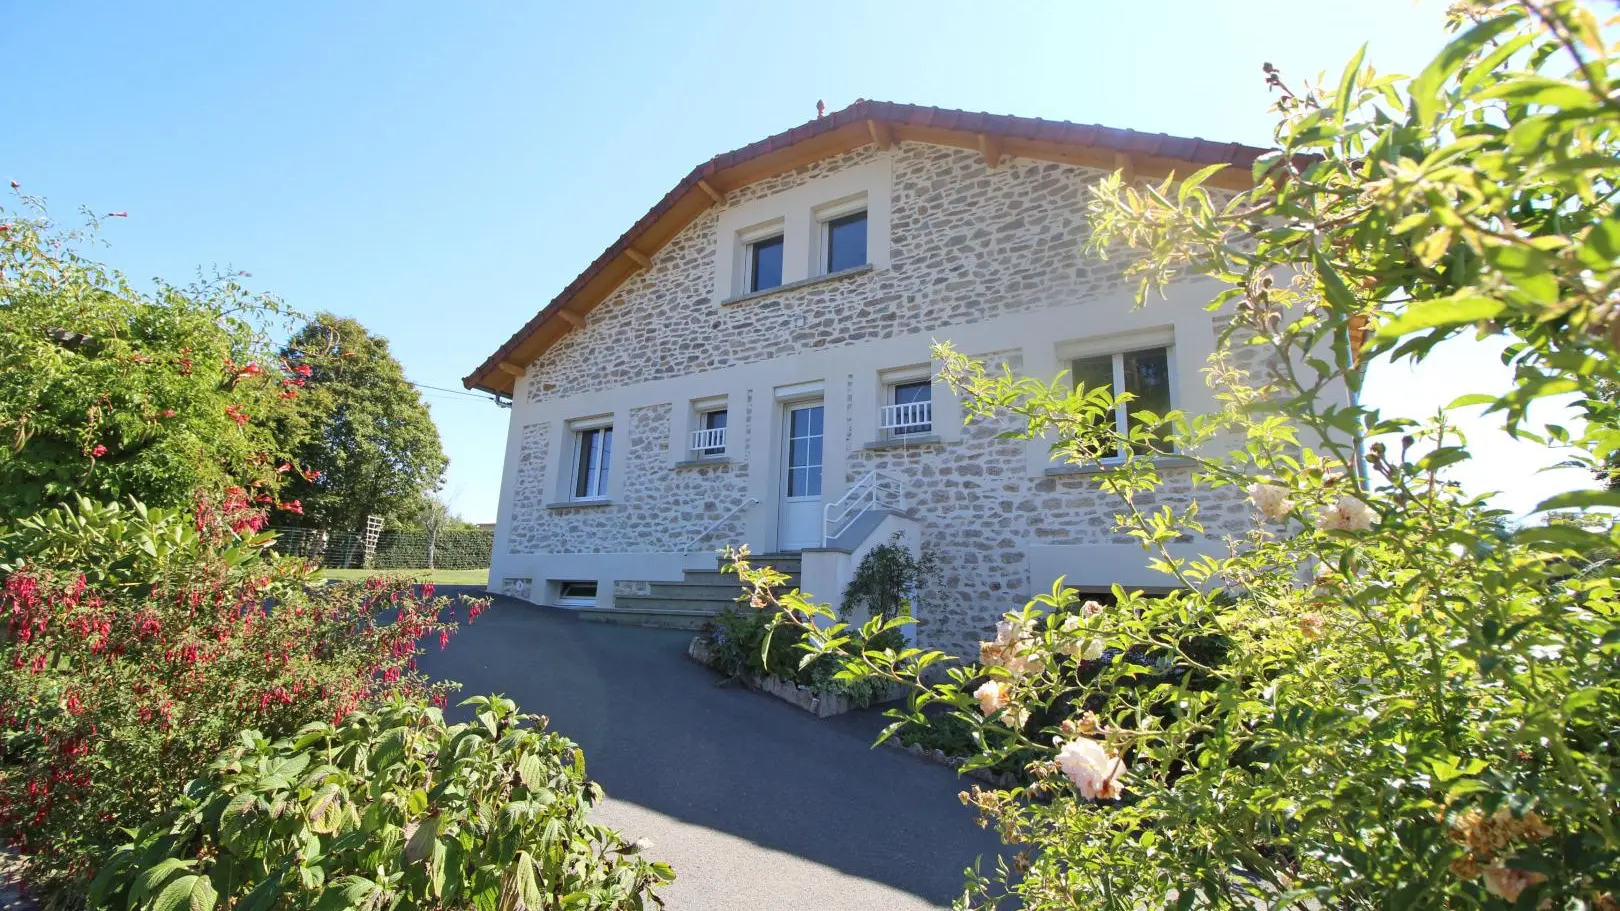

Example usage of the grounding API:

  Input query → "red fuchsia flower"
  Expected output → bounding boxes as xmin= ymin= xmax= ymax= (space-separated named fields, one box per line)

xmin=277 ymin=462 xmax=293 ymax=473
xmin=279 ymin=389 xmax=298 ymax=400
xmin=235 ymin=363 xmax=262 ymax=380
xmin=295 ymin=364 xmax=313 ymax=377
xmin=89 ymin=444 xmax=107 ymax=458
xmin=279 ymin=500 xmax=304 ymax=515
xmin=438 ymin=630 xmax=449 ymax=650
xmin=302 ymin=469 xmax=322 ymax=482
xmin=224 ymin=405 xmax=249 ymax=426
xmin=174 ymin=358 xmax=192 ymax=376
xmin=422 ymin=583 xmax=435 ymax=599
xmin=160 ymin=409 xmax=176 ymax=418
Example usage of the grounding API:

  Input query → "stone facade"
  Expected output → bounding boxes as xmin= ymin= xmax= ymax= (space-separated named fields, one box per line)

xmin=495 ymin=138 xmax=1258 ymax=659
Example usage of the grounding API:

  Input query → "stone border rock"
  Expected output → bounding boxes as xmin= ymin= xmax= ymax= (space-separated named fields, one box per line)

xmin=686 ymin=636 xmax=907 ymax=719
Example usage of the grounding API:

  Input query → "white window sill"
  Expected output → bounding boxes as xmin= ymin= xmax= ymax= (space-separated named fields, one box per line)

xmin=675 ymin=456 xmax=734 ymax=469
xmin=863 ymin=434 xmax=943 ymax=451
xmin=720 ymin=263 xmax=875 ymax=307
xmin=1044 ymin=456 xmax=1195 ymax=477
xmin=546 ymin=498 xmax=614 ymax=510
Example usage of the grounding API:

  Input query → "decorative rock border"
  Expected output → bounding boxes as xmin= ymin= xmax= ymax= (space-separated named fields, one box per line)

xmin=687 ymin=636 xmax=907 ymax=719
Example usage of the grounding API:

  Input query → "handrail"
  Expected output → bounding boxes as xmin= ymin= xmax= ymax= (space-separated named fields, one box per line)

xmin=686 ymin=496 xmax=759 ymax=552
xmin=823 ymin=470 xmax=904 ymax=545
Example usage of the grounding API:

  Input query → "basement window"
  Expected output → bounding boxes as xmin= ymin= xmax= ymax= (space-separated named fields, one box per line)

xmin=555 ymin=581 xmax=597 ymax=608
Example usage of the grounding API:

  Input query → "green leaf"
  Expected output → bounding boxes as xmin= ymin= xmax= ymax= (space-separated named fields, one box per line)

xmin=514 ymin=852 xmax=545 ymax=911
xmin=1532 ymin=490 xmax=1620 ymax=513
xmin=1375 ymin=296 xmax=1505 ymax=338
xmin=516 ymin=753 xmax=543 ymax=791
xmin=188 ymin=876 xmax=218 ymax=911
xmin=315 ymin=876 xmax=378 ymax=911
xmin=151 ymin=876 xmax=199 ymax=911
xmin=234 ymin=871 xmax=283 ymax=911
xmin=1335 ymin=43 xmax=1367 ymax=122
xmin=1410 ymin=14 xmax=1521 ymax=126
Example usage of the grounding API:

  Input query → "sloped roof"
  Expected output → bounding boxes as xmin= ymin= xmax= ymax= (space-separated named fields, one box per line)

xmin=464 ymin=99 xmax=1271 ymax=395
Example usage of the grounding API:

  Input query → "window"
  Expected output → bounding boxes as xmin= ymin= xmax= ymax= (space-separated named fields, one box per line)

xmin=555 ymin=581 xmax=597 ymax=608
xmin=1071 ymin=347 xmax=1172 ymax=459
xmin=747 ymin=235 xmax=784 ymax=292
xmin=881 ymin=380 xmax=932 ymax=435
xmin=691 ymin=408 xmax=727 ymax=456
xmin=824 ymin=210 xmax=868 ymax=274
xmin=572 ymin=425 xmax=612 ymax=499
xmin=786 ymin=405 xmax=823 ymax=498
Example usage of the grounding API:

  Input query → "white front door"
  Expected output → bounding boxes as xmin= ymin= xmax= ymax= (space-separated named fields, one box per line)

xmin=778 ymin=402 xmax=824 ymax=551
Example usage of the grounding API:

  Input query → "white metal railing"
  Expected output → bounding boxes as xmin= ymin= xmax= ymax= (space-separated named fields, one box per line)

xmin=686 ymin=497 xmax=759 ymax=552
xmin=880 ymin=401 xmax=932 ymax=434
xmin=690 ymin=427 xmax=727 ymax=453
xmin=823 ymin=470 xmax=904 ymax=546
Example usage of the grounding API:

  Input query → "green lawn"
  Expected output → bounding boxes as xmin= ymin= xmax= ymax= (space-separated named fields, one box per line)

xmin=317 ymin=567 xmax=489 ymax=586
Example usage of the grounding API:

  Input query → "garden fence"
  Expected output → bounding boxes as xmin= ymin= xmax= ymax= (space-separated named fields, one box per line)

xmin=268 ymin=526 xmax=493 ymax=570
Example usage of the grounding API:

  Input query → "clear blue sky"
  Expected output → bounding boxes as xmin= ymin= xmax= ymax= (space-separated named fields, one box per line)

xmin=8 ymin=1 xmax=1580 ymax=521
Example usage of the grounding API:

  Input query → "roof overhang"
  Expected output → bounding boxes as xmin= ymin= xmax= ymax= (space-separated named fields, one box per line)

xmin=463 ymin=99 xmax=1273 ymax=396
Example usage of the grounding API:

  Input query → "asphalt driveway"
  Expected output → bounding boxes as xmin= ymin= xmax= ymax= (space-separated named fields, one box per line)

xmin=418 ymin=588 xmax=1005 ymax=911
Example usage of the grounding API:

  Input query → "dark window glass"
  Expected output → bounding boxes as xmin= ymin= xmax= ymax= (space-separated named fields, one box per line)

xmin=1122 ymin=348 xmax=1172 ymax=453
xmin=700 ymin=409 xmax=727 ymax=454
xmin=825 ymin=211 xmax=868 ymax=273
xmin=749 ymin=235 xmax=784 ymax=292
xmin=1070 ymin=347 xmax=1173 ymax=458
xmin=891 ymin=380 xmax=932 ymax=434
xmin=1072 ymin=355 xmax=1119 ymax=460
xmin=573 ymin=427 xmax=611 ymax=498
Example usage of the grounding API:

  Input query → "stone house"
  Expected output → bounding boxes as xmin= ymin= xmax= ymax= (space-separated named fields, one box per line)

xmin=463 ymin=101 xmax=1271 ymax=657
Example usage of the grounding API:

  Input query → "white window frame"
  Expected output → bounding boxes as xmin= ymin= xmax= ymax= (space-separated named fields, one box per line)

xmin=815 ymin=194 xmax=869 ymax=277
xmin=1068 ymin=345 xmax=1176 ymax=461
xmin=738 ymin=220 xmax=786 ymax=295
xmin=877 ymin=365 xmax=933 ymax=438
xmin=569 ymin=416 xmax=614 ymax=501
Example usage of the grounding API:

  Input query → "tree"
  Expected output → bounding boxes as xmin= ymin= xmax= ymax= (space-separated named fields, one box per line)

xmin=281 ymin=313 xmax=447 ymax=532
xmin=0 ymin=192 xmax=302 ymax=517
xmin=747 ymin=3 xmax=1620 ymax=907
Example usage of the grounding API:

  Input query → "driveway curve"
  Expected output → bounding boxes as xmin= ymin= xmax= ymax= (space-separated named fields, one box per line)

xmin=418 ymin=589 xmax=1005 ymax=911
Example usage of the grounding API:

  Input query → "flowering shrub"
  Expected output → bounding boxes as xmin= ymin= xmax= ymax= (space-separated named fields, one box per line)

xmin=0 ymin=496 xmax=482 ymax=905
xmin=700 ymin=607 xmax=904 ymax=707
xmin=0 ymin=192 xmax=305 ymax=516
xmin=89 ymin=696 xmax=672 ymax=911
xmin=736 ymin=3 xmax=1620 ymax=907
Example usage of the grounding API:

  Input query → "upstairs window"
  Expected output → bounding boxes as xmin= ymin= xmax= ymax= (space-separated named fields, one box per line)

xmin=691 ymin=408 xmax=728 ymax=456
xmin=824 ymin=210 xmax=868 ymax=274
xmin=1071 ymin=346 xmax=1172 ymax=459
xmin=748 ymin=235 xmax=784 ymax=292
xmin=572 ymin=425 xmax=613 ymax=499
xmin=881 ymin=380 xmax=932 ymax=436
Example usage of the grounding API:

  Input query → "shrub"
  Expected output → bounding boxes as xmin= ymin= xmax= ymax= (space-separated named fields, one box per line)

xmin=0 ymin=193 xmax=304 ymax=517
xmin=89 ymin=696 xmax=672 ymax=911
xmin=702 ymin=606 xmax=904 ymax=708
xmin=840 ymin=534 xmax=936 ymax=623
xmin=737 ymin=3 xmax=1620 ymax=907
xmin=0 ymin=496 xmax=482 ymax=904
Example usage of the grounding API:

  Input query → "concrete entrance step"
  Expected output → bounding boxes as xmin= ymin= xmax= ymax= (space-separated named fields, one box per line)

xmin=676 ymin=570 xmax=799 ymax=589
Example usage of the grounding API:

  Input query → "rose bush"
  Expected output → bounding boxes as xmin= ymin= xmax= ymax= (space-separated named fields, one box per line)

xmin=734 ymin=2 xmax=1620 ymax=907
xmin=0 ymin=495 xmax=484 ymax=906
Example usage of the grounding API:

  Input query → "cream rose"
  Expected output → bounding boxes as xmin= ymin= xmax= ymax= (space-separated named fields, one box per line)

xmin=1055 ymin=736 xmax=1126 ymax=800
xmin=1316 ymin=494 xmax=1377 ymax=532
xmin=1248 ymin=482 xmax=1294 ymax=520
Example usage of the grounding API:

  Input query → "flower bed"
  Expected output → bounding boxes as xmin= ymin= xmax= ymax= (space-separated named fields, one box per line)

xmin=687 ymin=634 xmax=906 ymax=718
